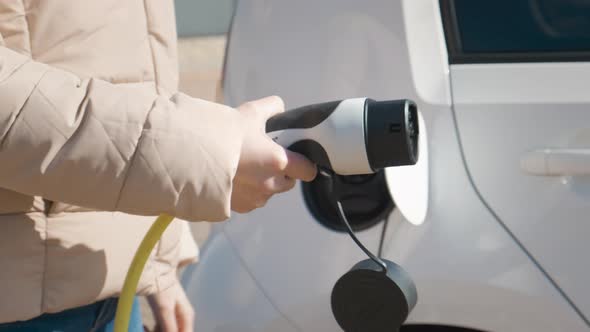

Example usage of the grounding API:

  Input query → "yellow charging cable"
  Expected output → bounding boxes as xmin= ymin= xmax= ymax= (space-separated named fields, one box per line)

xmin=113 ymin=213 xmax=175 ymax=332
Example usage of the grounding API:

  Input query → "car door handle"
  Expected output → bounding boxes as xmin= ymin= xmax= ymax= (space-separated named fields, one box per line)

xmin=521 ymin=149 xmax=590 ymax=176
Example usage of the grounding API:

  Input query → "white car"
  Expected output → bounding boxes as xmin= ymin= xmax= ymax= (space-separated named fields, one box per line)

xmin=182 ymin=0 xmax=590 ymax=331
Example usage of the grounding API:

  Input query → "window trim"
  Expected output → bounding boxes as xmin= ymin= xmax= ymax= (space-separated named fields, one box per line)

xmin=439 ymin=0 xmax=590 ymax=64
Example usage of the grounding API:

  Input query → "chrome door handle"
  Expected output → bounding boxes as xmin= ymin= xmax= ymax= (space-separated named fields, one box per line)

xmin=521 ymin=149 xmax=590 ymax=176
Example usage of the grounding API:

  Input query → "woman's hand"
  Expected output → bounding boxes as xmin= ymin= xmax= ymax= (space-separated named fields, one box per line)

xmin=147 ymin=279 xmax=194 ymax=332
xmin=231 ymin=96 xmax=317 ymax=213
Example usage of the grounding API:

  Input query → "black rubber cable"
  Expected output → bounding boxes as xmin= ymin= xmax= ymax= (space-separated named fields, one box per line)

xmin=335 ymin=200 xmax=388 ymax=273
xmin=377 ymin=214 xmax=389 ymax=258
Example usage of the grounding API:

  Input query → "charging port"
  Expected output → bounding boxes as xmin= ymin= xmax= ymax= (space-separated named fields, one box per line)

xmin=302 ymin=169 xmax=394 ymax=232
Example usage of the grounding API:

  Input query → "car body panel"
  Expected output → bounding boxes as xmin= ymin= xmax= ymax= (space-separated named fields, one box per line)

xmin=452 ymin=62 xmax=590 ymax=319
xmin=182 ymin=230 xmax=300 ymax=332
xmin=183 ymin=0 xmax=589 ymax=330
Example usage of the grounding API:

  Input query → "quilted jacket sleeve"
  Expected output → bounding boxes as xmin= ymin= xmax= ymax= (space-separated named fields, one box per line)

xmin=0 ymin=46 xmax=243 ymax=222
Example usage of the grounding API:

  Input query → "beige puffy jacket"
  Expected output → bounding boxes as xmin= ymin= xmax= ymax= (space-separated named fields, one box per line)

xmin=0 ymin=0 xmax=244 ymax=323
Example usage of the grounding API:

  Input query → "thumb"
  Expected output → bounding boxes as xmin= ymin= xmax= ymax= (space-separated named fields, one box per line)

xmin=249 ymin=95 xmax=285 ymax=119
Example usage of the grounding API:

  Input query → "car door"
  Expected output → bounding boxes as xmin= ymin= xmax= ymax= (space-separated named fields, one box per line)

xmin=440 ymin=0 xmax=590 ymax=323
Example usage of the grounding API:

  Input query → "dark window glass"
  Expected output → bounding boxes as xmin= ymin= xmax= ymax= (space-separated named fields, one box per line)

xmin=440 ymin=0 xmax=590 ymax=63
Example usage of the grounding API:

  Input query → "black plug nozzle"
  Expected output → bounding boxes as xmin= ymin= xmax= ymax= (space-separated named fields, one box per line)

xmin=365 ymin=99 xmax=419 ymax=171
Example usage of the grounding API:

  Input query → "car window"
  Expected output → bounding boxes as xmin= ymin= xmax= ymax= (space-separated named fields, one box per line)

xmin=440 ymin=0 xmax=590 ymax=63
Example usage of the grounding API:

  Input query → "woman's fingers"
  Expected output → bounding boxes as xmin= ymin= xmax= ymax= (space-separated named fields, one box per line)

xmin=147 ymin=279 xmax=194 ymax=332
xmin=263 ymin=175 xmax=296 ymax=194
xmin=282 ymin=149 xmax=317 ymax=182
xmin=264 ymin=142 xmax=317 ymax=182
xmin=175 ymin=292 xmax=195 ymax=332
xmin=153 ymin=305 xmax=178 ymax=332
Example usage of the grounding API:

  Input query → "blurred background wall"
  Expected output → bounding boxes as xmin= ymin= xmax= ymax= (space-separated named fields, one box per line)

xmin=175 ymin=0 xmax=235 ymax=36
xmin=174 ymin=0 xmax=233 ymax=106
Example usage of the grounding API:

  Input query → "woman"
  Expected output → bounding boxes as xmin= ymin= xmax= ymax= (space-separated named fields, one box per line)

xmin=0 ymin=1 xmax=316 ymax=331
